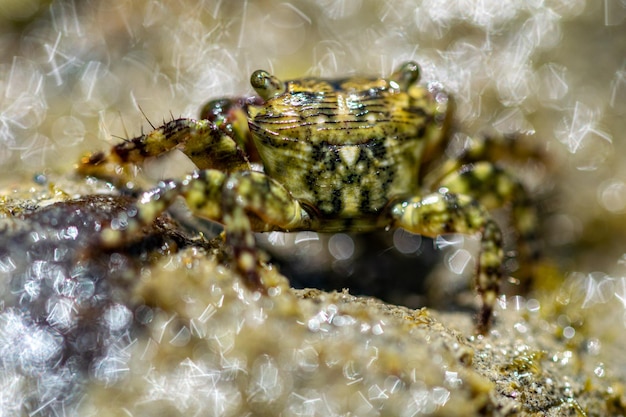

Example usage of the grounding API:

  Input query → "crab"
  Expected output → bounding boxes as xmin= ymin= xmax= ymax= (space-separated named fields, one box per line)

xmin=77 ymin=61 xmax=540 ymax=333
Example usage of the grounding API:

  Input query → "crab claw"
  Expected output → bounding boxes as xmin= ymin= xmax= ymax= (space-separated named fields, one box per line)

xmin=250 ymin=70 xmax=286 ymax=101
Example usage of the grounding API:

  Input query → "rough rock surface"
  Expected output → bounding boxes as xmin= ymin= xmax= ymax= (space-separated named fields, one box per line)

xmin=0 ymin=179 xmax=623 ymax=416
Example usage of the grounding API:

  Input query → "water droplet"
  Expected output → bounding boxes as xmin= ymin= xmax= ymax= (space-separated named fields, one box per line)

xmin=33 ymin=173 xmax=47 ymax=184
xmin=526 ymin=298 xmax=541 ymax=312
xmin=598 ymin=179 xmax=626 ymax=213
xmin=247 ymin=354 xmax=283 ymax=404
xmin=169 ymin=326 xmax=191 ymax=347
xmin=135 ymin=305 xmax=153 ymax=325
xmin=445 ymin=249 xmax=472 ymax=275
xmin=393 ymin=229 xmax=423 ymax=254
xmin=328 ymin=234 xmax=354 ymax=261
xmin=586 ymin=338 xmax=601 ymax=356
xmin=103 ymin=304 xmax=132 ymax=332
xmin=562 ymin=326 xmax=575 ymax=339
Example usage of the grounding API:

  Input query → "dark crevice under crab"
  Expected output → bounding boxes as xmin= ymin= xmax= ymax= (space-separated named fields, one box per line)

xmin=77 ymin=62 xmax=541 ymax=334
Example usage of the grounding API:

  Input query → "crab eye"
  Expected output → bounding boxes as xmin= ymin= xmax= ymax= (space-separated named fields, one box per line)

xmin=250 ymin=70 xmax=286 ymax=101
xmin=390 ymin=61 xmax=421 ymax=91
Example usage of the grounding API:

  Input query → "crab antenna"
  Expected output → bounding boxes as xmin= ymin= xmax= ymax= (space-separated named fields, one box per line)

xmin=250 ymin=70 xmax=286 ymax=101
xmin=390 ymin=61 xmax=420 ymax=91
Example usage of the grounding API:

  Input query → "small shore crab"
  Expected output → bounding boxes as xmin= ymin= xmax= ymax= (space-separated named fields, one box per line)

xmin=77 ymin=62 xmax=539 ymax=333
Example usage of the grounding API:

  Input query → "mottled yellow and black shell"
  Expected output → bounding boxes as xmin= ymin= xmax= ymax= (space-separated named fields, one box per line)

xmin=247 ymin=74 xmax=450 ymax=226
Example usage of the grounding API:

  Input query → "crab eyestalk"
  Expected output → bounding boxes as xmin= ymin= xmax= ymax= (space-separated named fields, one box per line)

xmin=390 ymin=61 xmax=420 ymax=91
xmin=250 ymin=70 xmax=286 ymax=101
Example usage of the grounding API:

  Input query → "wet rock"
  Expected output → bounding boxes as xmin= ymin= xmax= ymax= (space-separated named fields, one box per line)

xmin=0 ymin=179 xmax=624 ymax=416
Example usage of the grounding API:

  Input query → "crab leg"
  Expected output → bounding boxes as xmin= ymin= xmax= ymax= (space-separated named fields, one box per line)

xmin=436 ymin=161 xmax=540 ymax=289
xmin=389 ymin=192 xmax=503 ymax=334
xmin=101 ymin=169 xmax=310 ymax=289
xmin=77 ymin=118 xmax=250 ymax=188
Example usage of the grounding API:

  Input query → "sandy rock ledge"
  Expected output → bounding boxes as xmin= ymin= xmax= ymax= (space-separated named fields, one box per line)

xmin=0 ymin=178 xmax=623 ymax=416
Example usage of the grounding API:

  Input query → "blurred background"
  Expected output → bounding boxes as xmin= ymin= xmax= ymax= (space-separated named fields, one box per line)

xmin=2 ymin=1 xmax=626 ymax=414
xmin=1 ymin=0 xmax=626 ymax=363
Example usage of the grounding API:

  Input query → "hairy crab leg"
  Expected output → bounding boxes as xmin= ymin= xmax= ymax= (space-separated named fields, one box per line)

xmin=77 ymin=118 xmax=251 ymax=188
